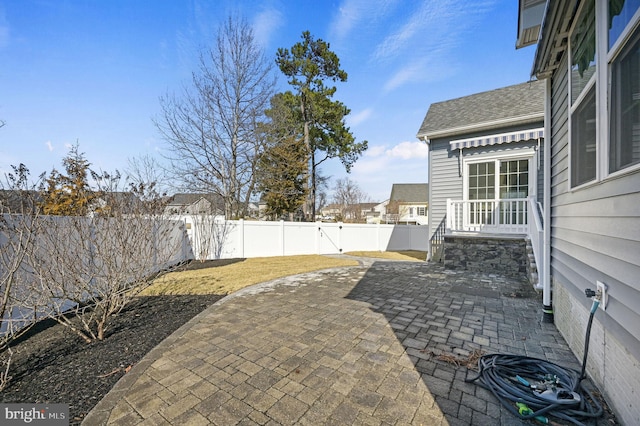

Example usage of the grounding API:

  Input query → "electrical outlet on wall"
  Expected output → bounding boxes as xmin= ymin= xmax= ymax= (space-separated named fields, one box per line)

xmin=596 ymin=281 xmax=607 ymax=311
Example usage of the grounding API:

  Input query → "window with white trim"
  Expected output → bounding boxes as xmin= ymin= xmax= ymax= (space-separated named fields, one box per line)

xmin=464 ymin=155 xmax=534 ymax=227
xmin=609 ymin=0 xmax=640 ymax=173
xmin=417 ymin=206 xmax=426 ymax=216
xmin=569 ymin=0 xmax=598 ymax=187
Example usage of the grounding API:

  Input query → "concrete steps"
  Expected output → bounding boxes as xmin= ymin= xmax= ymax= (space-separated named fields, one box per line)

xmin=525 ymin=239 xmax=539 ymax=287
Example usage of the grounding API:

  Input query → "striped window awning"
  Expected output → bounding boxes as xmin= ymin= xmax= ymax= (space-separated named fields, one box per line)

xmin=449 ymin=128 xmax=544 ymax=150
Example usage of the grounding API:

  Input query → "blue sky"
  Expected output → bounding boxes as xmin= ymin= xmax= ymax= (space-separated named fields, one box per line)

xmin=0 ymin=0 xmax=537 ymax=202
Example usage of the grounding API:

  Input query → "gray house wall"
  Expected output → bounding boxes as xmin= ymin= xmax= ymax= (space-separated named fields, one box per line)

xmin=427 ymin=124 xmax=544 ymax=252
xmin=428 ymin=138 xmax=462 ymax=245
xmin=547 ymin=51 xmax=640 ymax=425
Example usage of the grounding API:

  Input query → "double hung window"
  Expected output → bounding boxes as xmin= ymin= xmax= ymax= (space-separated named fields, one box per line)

xmin=609 ymin=0 xmax=640 ymax=173
xmin=568 ymin=0 xmax=640 ymax=185
xmin=569 ymin=0 xmax=598 ymax=187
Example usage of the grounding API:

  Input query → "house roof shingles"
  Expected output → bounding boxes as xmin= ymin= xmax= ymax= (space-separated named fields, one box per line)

xmin=416 ymin=80 xmax=545 ymax=139
xmin=167 ymin=193 xmax=222 ymax=207
xmin=389 ymin=184 xmax=429 ymax=203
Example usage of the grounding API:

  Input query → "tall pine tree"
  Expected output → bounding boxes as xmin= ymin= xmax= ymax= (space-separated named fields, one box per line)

xmin=276 ymin=31 xmax=367 ymax=220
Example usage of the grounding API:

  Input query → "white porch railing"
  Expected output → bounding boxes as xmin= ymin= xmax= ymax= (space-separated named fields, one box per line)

xmin=528 ymin=197 xmax=544 ymax=287
xmin=446 ymin=198 xmax=530 ymax=234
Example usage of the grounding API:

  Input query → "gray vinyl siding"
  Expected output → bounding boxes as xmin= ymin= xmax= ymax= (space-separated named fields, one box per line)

xmin=549 ymin=56 xmax=640 ymax=359
xmin=427 ymin=125 xmax=544 ymax=244
xmin=428 ymin=138 xmax=462 ymax=244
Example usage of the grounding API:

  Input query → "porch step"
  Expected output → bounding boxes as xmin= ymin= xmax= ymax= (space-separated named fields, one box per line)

xmin=525 ymin=239 xmax=539 ymax=287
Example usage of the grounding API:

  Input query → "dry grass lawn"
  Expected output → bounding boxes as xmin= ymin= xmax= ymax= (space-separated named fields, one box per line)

xmin=142 ymin=255 xmax=359 ymax=296
xmin=344 ymin=250 xmax=427 ymax=261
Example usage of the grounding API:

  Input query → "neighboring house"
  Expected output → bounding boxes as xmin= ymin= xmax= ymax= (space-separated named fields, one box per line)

xmin=246 ymin=202 xmax=259 ymax=219
xmin=518 ymin=1 xmax=640 ymax=424
xmin=348 ymin=202 xmax=378 ymax=222
xmin=365 ymin=200 xmax=389 ymax=224
xmin=0 ymin=190 xmax=42 ymax=213
xmin=386 ymin=184 xmax=428 ymax=225
xmin=416 ymin=81 xmax=545 ymax=265
xmin=320 ymin=202 xmax=383 ymax=223
xmin=90 ymin=192 xmax=143 ymax=215
xmin=319 ymin=203 xmax=342 ymax=220
xmin=164 ymin=193 xmax=223 ymax=216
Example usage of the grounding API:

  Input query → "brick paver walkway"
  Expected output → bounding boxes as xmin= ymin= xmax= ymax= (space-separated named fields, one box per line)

xmin=84 ymin=258 xmax=582 ymax=425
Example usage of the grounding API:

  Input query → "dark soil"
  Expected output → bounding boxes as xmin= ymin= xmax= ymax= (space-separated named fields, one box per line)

xmin=0 ymin=260 xmax=227 ymax=425
xmin=178 ymin=258 xmax=245 ymax=271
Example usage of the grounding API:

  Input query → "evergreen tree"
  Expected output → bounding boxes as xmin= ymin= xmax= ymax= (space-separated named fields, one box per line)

xmin=276 ymin=31 xmax=367 ymax=220
xmin=42 ymin=143 xmax=97 ymax=216
xmin=256 ymin=92 xmax=307 ymax=219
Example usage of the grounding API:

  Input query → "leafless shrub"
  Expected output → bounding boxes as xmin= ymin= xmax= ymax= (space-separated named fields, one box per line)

xmin=0 ymin=164 xmax=44 ymax=389
xmin=26 ymin=172 xmax=190 ymax=342
xmin=191 ymin=213 xmax=234 ymax=261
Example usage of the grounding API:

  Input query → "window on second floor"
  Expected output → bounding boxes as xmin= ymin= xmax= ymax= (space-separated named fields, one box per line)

xmin=569 ymin=0 xmax=598 ymax=188
xmin=609 ymin=0 xmax=640 ymax=173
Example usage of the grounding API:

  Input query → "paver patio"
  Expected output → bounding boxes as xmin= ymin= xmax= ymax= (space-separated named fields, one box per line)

xmin=83 ymin=258 xmax=588 ymax=425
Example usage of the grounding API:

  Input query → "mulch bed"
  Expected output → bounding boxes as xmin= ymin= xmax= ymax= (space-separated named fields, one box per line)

xmin=0 ymin=260 xmax=227 ymax=425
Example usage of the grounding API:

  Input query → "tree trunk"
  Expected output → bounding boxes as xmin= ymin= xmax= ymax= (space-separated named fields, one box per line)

xmin=301 ymin=95 xmax=313 ymax=221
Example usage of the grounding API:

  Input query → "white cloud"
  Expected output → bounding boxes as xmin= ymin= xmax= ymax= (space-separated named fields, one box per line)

xmin=373 ymin=0 xmax=460 ymax=61
xmin=371 ymin=0 xmax=495 ymax=92
xmin=347 ymin=108 xmax=373 ymax=127
xmin=365 ymin=145 xmax=387 ymax=157
xmin=252 ymin=7 xmax=283 ymax=48
xmin=383 ymin=61 xmax=424 ymax=93
xmin=385 ymin=141 xmax=428 ymax=160
xmin=330 ymin=0 xmax=397 ymax=41
xmin=363 ymin=141 xmax=428 ymax=160
xmin=45 ymin=141 xmax=54 ymax=152
xmin=331 ymin=0 xmax=361 ymax=40
xmin=351 ymin=154 xmax=392 ymax=174
xmin=352 ymin=140 xmax=427 ymax=175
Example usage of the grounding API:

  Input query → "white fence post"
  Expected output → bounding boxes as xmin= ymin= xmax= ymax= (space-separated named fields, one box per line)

xmin=280 ymin=220 xmax=285 ymax=256
xmin=239 ymin=219 xmax=245 ymax=258
xmin=315 ymin=221 xmax=321 ymax=255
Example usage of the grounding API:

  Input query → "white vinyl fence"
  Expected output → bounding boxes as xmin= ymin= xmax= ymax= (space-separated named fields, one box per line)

xmin=1 ymin=214 xmax=193 ymax=337
xmin=2 ymin=214 xmax=427 ymax=338
xmin=176 ymin=216 xmax=429 ymax=260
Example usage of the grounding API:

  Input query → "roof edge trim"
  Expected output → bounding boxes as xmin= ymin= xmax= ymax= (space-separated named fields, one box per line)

xmin=417 ymin=112 xmax=544 ymax=140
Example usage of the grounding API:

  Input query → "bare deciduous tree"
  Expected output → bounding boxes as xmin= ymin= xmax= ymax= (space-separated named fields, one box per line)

xmin=125 ymin=154 xmax=170 ymax=199
xmin=155 ymin=15 xmax=276 ymax=219
xmin=332 ymin=177 xmax=369 ymax=222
